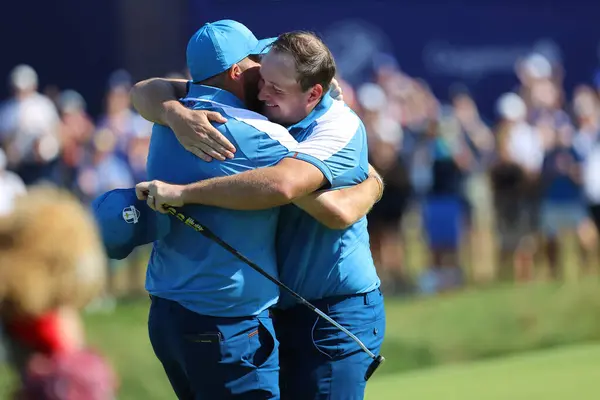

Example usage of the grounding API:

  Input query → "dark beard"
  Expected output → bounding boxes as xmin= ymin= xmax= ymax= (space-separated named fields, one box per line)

xmin=246 ymin=96 xmax=265 ymax=114
xmin=243 ymin=77 xmax=263 ymax=113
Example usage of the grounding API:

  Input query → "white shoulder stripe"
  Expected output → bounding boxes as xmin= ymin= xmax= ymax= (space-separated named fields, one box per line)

xmin=294 ymin=101 xmax=361 ymax=161
xmin=181 ymin=98 xmax=298 ymax=151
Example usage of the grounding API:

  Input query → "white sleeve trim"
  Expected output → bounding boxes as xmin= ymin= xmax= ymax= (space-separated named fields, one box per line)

xmin=181 ymin=98 xmax=298 ymax=151
xmin=293 ymin=101 xmax=360 ymax=161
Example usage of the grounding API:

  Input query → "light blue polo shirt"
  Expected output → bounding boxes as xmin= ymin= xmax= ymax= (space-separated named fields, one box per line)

xmin=145 ymin=84 xmax=298 ymax=318
xmin=276 ymin=95 xmax=381 ymax=308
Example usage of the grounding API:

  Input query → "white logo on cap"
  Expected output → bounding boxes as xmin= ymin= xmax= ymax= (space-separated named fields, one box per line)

xmin=122 ymin=205 xmax=140 ymax=224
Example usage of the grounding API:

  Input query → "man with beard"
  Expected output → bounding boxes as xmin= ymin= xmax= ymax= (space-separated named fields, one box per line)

xmin=135 ymin=20 xmax=383 ymax=399
xmin=134 ymin=29 xmax=385 ymax=399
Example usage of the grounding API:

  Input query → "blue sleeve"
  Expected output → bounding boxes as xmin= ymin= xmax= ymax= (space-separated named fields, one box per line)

xmin=288 ymin=152 xmax=334 ymax=185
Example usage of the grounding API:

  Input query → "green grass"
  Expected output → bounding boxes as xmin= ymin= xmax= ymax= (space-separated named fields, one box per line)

xmin=3 ymin=280 xmax=600 ymax=399
xmin=366 ymin=343 xmax=600 ymax=400
xmin=84 ymin=301 xmax=176 ymax=400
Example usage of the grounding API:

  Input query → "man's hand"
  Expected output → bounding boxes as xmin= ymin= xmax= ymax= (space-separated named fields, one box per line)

xmin=130 ymin=77 xmax=237 ymax=162
xmin=164 ymin=105 xmax=236 ymax=162
xmin=368 ymin=164 xmax=384 ymax=202
xmin=293 ymin=164 xmax=383 ymax=229
xmin=330 ymin=78 xmax=343 ymax=101
xmin=135 ymin=180 xmax=186 ymax=214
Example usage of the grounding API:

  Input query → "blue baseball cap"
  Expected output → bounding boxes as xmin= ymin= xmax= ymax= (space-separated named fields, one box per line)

xmin=187 ymin=19 xmax=276 ymax=83
xmin=91 ymin=188 xmax=171 ymax=260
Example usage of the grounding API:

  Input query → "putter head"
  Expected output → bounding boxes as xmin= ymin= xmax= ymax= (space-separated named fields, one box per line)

xmin=365 ymin=354 xmax=385 ymax=381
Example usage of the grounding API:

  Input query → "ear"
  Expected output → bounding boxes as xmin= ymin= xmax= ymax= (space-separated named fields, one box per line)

xmin=228 ymin=64 xmax=243 ymax=82
xmin=308 ymin=84 xmax=324 ymax=104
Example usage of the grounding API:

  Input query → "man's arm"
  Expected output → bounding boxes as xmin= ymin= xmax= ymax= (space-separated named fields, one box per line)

xmin=130 ymin=78 xmax=234 ymax=161
xmin=137 ymin=157 xmax=330 ymax=212
xmin=292 ymin=166 xmax=384 ymax=229
xmin=136 ymin=110 xmax=369 ymax=215
xmin=130 ymin=78 xmax=188 ymax=125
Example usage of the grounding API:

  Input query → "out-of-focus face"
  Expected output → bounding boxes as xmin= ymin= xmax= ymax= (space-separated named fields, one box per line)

xmin=530 ymin=79 xmax=559 ymax=110
xmin=573 ymin=86 xmax=599 ymax=121
xmin=452 ymin=94 xmax=478 ymax=122
xmin=106 ymin=86 xmax=131 ymax=115
xmin=258 ymin=50 xmax=314 ymax=125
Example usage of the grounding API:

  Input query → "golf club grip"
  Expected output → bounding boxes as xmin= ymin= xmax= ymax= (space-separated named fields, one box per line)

xmin=365 ymin=355 xmax=385 ymax=381
xmin=165 ymin=206 xmax=306 ymax=304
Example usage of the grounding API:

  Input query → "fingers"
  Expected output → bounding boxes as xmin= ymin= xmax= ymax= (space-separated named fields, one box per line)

xmin=137 ymin=181 xmax=160 ymax=212
xmin=156 ymin=203 xmax=170 ymax=215
xmin=196 ymin=144 xmax=226 ymax=161
xmin=182 ymin=142 xmax=222 ymax=162
xmin=146 ymin=194 xmax=157 ymax=211
xmin=329 ymin=77 xmax=344 ymax=101
xmin=204 ymin=111 xmax=228 ymax=124
xmin=135 ymin=181 xmax=151 ymax=200
xmin=135 ymin=180 xmax=174 ymax=214
xmin=182 ymin=136 xmax=233 ymax=162
xmin=197 ymin=140 xmax=233 ymax=161
xmin=184 ymin=145 xmax=213 ymax=162
xmin=202 ymin=112 xmax=236 ymax=154
xmin=201 ymin=128 xmax=236 ymax=157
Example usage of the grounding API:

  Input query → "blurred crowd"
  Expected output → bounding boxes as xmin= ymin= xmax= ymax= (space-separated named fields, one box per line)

xmin=341 ymin=52 xmax=600 ymax=295
xmin=1 ymin=50 xmax=600 ymax=299
xmin=0 ymin=65 xmax=163 ymax=305
xmin=0 ymin=65 xmax=154 ymax=208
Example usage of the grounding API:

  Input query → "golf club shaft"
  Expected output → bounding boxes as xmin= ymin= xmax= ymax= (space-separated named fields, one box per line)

xmin=165 ymin=206 xmax=379 ymax=361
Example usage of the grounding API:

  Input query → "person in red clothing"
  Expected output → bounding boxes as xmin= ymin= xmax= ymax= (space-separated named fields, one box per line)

xmin=0 ymin=184 xmax=117 ymax=399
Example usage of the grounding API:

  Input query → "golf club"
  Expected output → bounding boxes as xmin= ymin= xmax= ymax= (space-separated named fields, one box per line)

xmin=164 ymin=205 xmax=385 ymax=381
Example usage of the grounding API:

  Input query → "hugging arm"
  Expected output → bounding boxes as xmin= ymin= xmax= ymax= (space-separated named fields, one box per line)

xmin=293 ymin=165 xmax=383 ymax=229
xmin=130 ymin=78 xmax=234 ymax=161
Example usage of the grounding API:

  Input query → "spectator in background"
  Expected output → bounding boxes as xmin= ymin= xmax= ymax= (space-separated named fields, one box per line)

xmin=449 ymin=85 xmax=496 ymax=281
xmin=401 ymin=79 xmax=439 ymax=199
xmin=528 ymin=78 xmax=573 ymax=138
xmin=56 ymin=90 xmax=95 ymax=189
xmin=0 ymin=147 xmax=26 ymax=369
xmin=515 ymin=53 xmax=554 ymax=109
xmin=0 ymin=65 xmax=61 ymax=185
xmin=84 ymin=70 xmax=152 ymax=303
xmin=538 ymin=121 xmax=589 ymax=278
xmin=75 ymin=128 xmax=134 ymax=308
xmin=418 ymin=107 xmax=469 ymax=294
xmin=126 ymin=129 xmax=151 ymax=183
xmin=75 ymin=129 xmax=134 ymax=206
xmin=572 ymin=85 xmax=600 ymax=273
xmin=358 ymin=82 xmax=411 ymax=293
xmin=96 ymin=70 xmax=152 ymax=168
xmin=0 ymin=148 xmax=26 ymax=217
xmin=490 ymin=93 xmax=543 ymax=281
xmin=582 ymin=129 xmax=600 ymax=270
xmin=572 ymin=85 xmax=600 ymax=159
